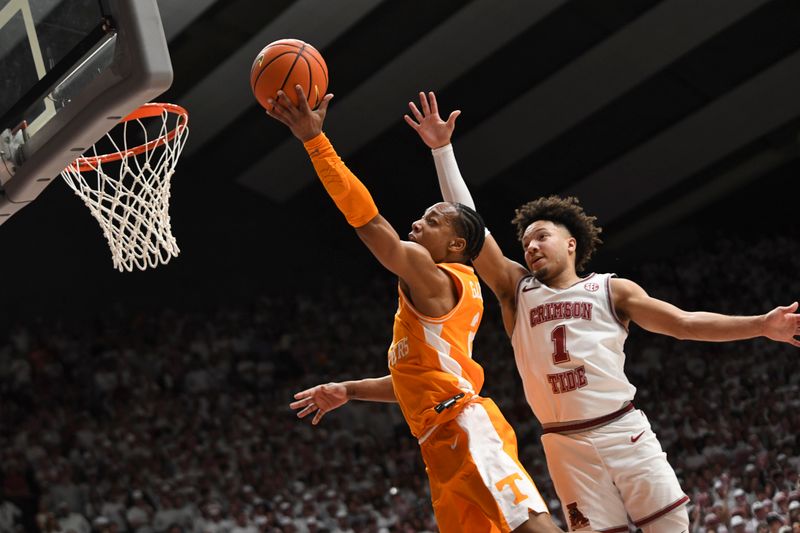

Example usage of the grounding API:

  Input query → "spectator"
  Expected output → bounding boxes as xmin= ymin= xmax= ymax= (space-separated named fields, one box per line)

xmin=55 ymin=502 xmax=89 ymax=533
xmin=1 ymin=230 xmax=798 ymax=532
xmin=0 ymin=495 xmax=22 ymax=533
xmin=767 ymin=513 xmax=785 ymax=532
xmin=730 ymin=515 xmax=746 ymax=533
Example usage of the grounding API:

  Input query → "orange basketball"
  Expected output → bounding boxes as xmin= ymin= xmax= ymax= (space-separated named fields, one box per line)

xmin=250 ymin=39 xmax=328 ymax=111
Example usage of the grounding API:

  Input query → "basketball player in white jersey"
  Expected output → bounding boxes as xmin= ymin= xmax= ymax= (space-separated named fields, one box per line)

xmin=404 ymin=91 xmax=800 ymax=533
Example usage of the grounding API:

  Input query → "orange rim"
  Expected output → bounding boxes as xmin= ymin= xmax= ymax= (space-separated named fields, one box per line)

xmin=71 ymin=103 xmax=189 ymax=172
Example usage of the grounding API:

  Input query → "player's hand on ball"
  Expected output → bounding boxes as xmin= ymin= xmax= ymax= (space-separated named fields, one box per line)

xmin=763 ymin=301 xmax=800 ymax=347
xmin=404 ymin=90 xmax=460 ymax=149
xmin=267 ymin=85 xmax=333 ymax=142
xmin=290 ymin=382 xmax=348 ymax=425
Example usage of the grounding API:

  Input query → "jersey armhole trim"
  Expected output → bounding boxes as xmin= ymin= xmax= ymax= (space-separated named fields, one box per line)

xmin=606 ymin=274 xmax=629 ymax=332
xmin=510 ymin=274 xmax=533 ymax=338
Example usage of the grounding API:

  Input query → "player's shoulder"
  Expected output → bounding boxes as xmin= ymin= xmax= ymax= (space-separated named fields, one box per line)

xmin=608 ymin=276 xmax=646 ymax=297
xmin=518 ymin=274 xmax=540 ymax=293
xmin=437 ymin=261 xmax=475 ymax=276
xmin=437 ymin=262 xmax=480 ymax=298
xmin=506 ymin=259 xmax=531 ymax=286
xmin=401 ymin=240 xmax=448 ymax=275
xmin=605 ymin=274 xmax=637 ymax=286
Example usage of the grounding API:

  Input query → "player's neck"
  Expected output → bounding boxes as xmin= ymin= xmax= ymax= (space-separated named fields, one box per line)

xmin=544 ymin=269 xmax=581 ymax=289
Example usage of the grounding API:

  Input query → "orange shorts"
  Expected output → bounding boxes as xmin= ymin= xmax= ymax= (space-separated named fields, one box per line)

xmin=419 ymin=397 xmax=549 ymax=532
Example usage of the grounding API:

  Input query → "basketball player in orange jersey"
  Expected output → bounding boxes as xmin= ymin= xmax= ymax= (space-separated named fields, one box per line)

xmin=267 ymin=85 xmax=586 ymax=533
xmin=403 ymin=91 xmax=800 ymax=532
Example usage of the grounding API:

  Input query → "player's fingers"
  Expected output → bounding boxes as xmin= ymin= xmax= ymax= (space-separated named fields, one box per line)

xmin=419 ymin=91 xmax=431 ymax=115
xmin=446 ymin=110 xmax=461 ymax=129
xmin=294 ymin=84 xmax=312 ymax=113
xmin=312 ymin=409 xmax=326 ymax=425
xmin=289 ymin=396 xmax=312 ymax=409
xmin=270 ymin=97 xmax=290 ymax=120
xmin=265 ymin=104 xmax=292 ymax=127
xmin=780 ymin=301 xmax=799 ymax=312
xmin=429 ymin=91 xmax=438 ymax=115
xmin=408 ymin=102 xmax=423 ymax=122
xmin=297 ymin=403 xmax=317 ymax=418
xmin=275 ymin=90 xmax=297 ymax=115
xmin=317 ymin=93 xmax=334 ymax=117
xmin=293 ymin=388 xmax=316 ymax=399
xmin=403 ymin=114 xmax=420 ymax=130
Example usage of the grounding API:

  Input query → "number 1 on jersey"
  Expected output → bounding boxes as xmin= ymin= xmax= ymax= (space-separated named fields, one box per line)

xmin=551 ymin=325 xmax=570 ymax=364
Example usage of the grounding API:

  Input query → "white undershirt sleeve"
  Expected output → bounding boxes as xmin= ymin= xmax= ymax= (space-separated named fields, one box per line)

xmin=431 ymin=143 xmax=490 ymax=235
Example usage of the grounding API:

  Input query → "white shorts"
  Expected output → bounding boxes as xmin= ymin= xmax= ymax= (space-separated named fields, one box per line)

xmin=541 ymin=409 xmax=688 ymax=532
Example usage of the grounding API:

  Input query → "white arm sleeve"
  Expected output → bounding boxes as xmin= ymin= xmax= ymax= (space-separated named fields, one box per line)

xmin=431 ymin=143 xmax=475 ymax=208
xmin=431 ymin=143 xmax=490 ymax=235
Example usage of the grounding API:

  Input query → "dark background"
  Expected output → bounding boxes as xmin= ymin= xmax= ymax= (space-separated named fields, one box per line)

xmin=2 ymin=0 xmax=798 ymax=324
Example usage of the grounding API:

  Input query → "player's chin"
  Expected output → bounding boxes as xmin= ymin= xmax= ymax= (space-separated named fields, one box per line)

xmin=531 ymin=266 xmax=549 ymax=280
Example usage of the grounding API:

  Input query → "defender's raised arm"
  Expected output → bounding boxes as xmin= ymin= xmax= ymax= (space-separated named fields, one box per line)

xmin=405 ymin=91 xmax=528 ymax=328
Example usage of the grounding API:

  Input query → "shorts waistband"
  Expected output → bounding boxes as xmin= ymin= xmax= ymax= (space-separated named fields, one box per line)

xmin=542 ymin=402 xmax=634 ymax=435
xmin=417 ymin=393 xmax=476 ymax=445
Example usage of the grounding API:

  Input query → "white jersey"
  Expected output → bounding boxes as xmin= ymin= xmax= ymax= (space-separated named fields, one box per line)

xmin=511 ymin=272 xmax=636 ymax=425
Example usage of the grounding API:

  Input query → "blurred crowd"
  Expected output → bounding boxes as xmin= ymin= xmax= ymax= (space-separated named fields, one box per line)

xmin=1 ymin=232 xmax=798 ymax=533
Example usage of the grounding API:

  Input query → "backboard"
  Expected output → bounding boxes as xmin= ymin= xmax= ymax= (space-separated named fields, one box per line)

xmin=0 ymin=0 xmax=173 ymax=224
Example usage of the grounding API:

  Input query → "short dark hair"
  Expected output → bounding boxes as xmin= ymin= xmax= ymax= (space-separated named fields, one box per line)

xmin=451 ymin=203 xmax=486 ymax=261
xmin=512 ymin=196 xmax=602 ymax=272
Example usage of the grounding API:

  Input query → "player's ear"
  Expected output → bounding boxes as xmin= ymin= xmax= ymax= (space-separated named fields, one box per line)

xmin=567 ymin=237 xmax=577 ymax=254
xmin=448 ymin=237 xmax=466 ymax=254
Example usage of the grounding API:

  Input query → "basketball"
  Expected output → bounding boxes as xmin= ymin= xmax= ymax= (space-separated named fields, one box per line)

xmin=250 ymin=38 xmax=328 ymax=111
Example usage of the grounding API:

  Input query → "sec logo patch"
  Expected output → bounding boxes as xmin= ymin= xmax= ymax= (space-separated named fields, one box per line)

xmin=584 ymin=283 xmax=599 ymax=292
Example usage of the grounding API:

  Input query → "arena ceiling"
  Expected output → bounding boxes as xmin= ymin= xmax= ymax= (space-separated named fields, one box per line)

xmin=3 ymin=0 xmax=799 ymax=314
xmin=159 ymin=0 xmax=800 ymax=242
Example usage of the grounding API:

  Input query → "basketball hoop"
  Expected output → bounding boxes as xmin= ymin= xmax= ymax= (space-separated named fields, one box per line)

xmin=61 ymin=103 xmax=189 ymax=272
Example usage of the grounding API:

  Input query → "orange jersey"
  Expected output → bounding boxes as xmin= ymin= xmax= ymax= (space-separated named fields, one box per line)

xmin=389 ymin=262 xmax=486 ymax=439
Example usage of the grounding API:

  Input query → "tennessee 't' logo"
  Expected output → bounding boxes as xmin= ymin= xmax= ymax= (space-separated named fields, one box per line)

xmin=566 ymin=502 xmax=590 ymax=529
xmin=584 ymin=282 xmax=599 ymax=292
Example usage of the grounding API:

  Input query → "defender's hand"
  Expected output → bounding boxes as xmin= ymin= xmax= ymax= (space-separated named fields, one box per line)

xmin=266 ymin=85 xmax=333 ymax=142
xmin=404 ymin=91 xmax=460 ymax=149
xmin=763 ymin=301 xmax=800 ymax=347
xmin=290 ymin=382 xmax=349 ymax=425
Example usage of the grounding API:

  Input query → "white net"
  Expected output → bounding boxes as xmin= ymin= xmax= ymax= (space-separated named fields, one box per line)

xmin=60 ymin=104 xmax=189 ymax=272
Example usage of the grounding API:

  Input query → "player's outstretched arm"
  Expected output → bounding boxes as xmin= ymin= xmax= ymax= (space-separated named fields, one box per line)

xmin=290 ymin=375 xmax=396 ymax=425
xmin=612 ymin=278 xmax=800 ymax=346
xmin=404 ymin=90 xmax=527 ymax=303
xmin=268 ymin=86 xmax=452 ymax=296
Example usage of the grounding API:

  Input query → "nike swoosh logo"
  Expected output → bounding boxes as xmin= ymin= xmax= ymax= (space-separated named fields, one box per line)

xmin=522 ymin=285 xmax=539 ymax=292
xmin=450 ymin=435 xmax=459 ymax=450
xmin=631 ymin=431 xmax=645 ymax=443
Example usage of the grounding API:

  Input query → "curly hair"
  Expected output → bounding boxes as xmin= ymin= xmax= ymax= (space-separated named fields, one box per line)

xmin=512 ymin=196 xmax=603 ymax=272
